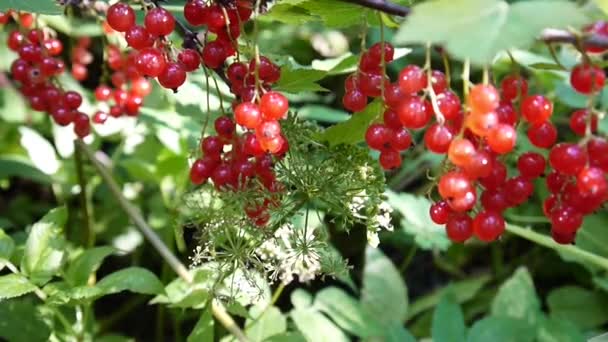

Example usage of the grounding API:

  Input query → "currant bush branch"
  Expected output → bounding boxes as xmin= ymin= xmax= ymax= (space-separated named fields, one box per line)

xmin=75 ymin=141 xmax=250 ymax=342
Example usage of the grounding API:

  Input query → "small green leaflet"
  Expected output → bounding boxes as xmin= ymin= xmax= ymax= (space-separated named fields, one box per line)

xmin=319 ymin=100 xmax=383 ymax=146
xmin=394 ymin=0 xmax=589 ymax=65
xmin=0 ymin=0 xmax=62 ymax=15
xmin=274 ymin=64 xmax=328 ymax=93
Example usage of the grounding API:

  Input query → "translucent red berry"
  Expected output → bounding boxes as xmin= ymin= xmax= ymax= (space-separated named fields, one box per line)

xmin=549 ymin=143 xmax=588 ymax=176
xmin=235 ymin=102 xmax=262 ymax=129
xmin=144 ymin=7 xmax=175 ymax=36
xmin=446 ymin=214 xmax=473 ymax=243
xmin=570 ymin=63 xmax=605 ymax=94
xmin=527 ymin=121 xmax=557 ymax=149
xmin=398 ymin=65 xmax=426 ymax=94
xmin=569 ymin=109 xmax=597 ymax=136
xmin=517 ymin=152 xmax=546 ymax=179
xmin=473 ymin=211 xmax=505 ymax=242
xmin=430 ymin=200 xmax=451 ymax=225
xmin=260 ymin=91 xmax=289 ymax=120
xmin=107 ymin=3 xmax=136 ymax=32
xmin=468 ymin=84 xmax=500 ymax=114
xmin=500 ymin=75 xmax=528 ymax=101
xmin=521 ymin=95 xmax=553 ymax=124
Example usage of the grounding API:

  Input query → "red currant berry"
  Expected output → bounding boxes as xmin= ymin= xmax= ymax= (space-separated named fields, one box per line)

xmin=473 ymin=210 xmax=505 ymax=242
xmin=201 ymin=136 xmax=224 ymax=156
xmin=365 ymin=124 xmax=393 ymax=151
xmin=398 ymin=65 xmax=426 ymax=94
xmin=517 ymin=152 xmax=546 ymax=179
xmin=93 ymin=111 xmax=109 ymax=124
xmin=260 ymin=91 xmax=289 ymax=120
xmin=438 ymin=171 xmax=473 ymax=200
xmin=144 ymin=7 xmax=175 ymax=36
xmin=495 ymin=102 xmax=517 ymax=126
xmin=577 ymin=166 xmax=607 ymax=197
xmin=64 ymin=91 xmax=82 ymax=110
xmin=481 ymin=189 xmax=509 ymax=212
xmin=448 ymin=138 xmax=476 ymax=167
xmin=342 ymin=90 xmax=367 ymax=112
xmin=487 ymin=123 xmax=516 ymax=154
xmin=392 ymin=127 xmax=412 ymax=151
xmin=436 ymin=91 xmax=461 ymax=120
xmin=431 ymin=70 xmax=448 ymax=94
xmin=215 ymin=116 xmax=235 ymax=138
xmin=178 ymin=49 xmax=201 ymax=72
xmin=552 ymin=229 xmax=576 ymax=245
xmin=430 ymin=200 xmax=452 ymax=224
xmin=479 ymin=160 xmax=507 ymax=190
xmin=584 ymin=21 xmax=608 ymax=53
xmin=570 ymin=63 xmax=605 ymax=94
xmin=184 ymin=0 xmax=207 ymax=26
xmin=424 ymin=123 xmax=454 ymax=154
xmin=379 ymin=149 xmax=402 ymax=170
xmin=107 ymin=3 xmax=136 ymax=32
xmin=549 ymin=143 xmax=588 ymax=176
xmin=550 ymin=205 xmax=583 ymax=234
xmin=135 ymin=48 xmax=167 ymax=77
xmin=158 ymin=62 xmax=187 ymax=90
xmin=527 ymin=121 xmax=557 ymax=149
xmin=397 ymin=97 xmax=431 ymax=129
xmin=256 ymin=120 xmax=281 ymax=140
xmin=500 ymin=75 xmax=528 ymax=101
xmin=521 ymin=95 xmax=553 ymax=124
xmin=504 ymin=176 xmax=534 ymax=205
xmin=468 ymin=84 xmax=500 ymax=114
xmin=368 ymin=42 xmax=394 ymax=63
xmin=383 ymin=109 xmax=402 ymax=130
xmin=463 ymin=150 xmax=493 ymax=179
xmin=73 ymin=113 xmax=91 ymax=138
xmin=569 ymin=109 xmax=598 ymax=136
xmin=446 ymin=213 xmax=473 ymax=243
xmin=383 ymin=83 xmax=405 ymax=108
xmin=234 ymin=102 xmax=262 ymax=129
xmin=202 ymin=40 xmax=227 ymax=69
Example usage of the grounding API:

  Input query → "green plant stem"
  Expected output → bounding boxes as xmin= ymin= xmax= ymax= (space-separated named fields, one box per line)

xmin=399 ymin=245 xmax=417 ymax=273
xmin=75 ymin=141 xmax=250 ymax=342
xmin=74 ymin=141 xmax=94 ymax=248
xmin=506 ymin=224 xmax=608 ymax=271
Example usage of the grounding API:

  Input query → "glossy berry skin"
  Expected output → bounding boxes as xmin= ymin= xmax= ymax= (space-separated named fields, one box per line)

xmin=158 ymin=62 xmax=187 ymax=90
xmin=570 ymin=64 xmax=605 ymax=94
xmin=446 ymin=214 xmax=473 ymax=243
xmin=569 ymin=109 xmax=597 ymax=136
xmin=73 ymin=113 xmax=91 ymax=138
xmin=145 ymin=7 xmax=175 ymax=36
xmin=546 ymin=171 xmax=568 ymax=193
xmin=552 ymin=230 xmax=576 ymax=245
xmin=260 ymin=92 xmax=289 ymax=120
xmin=448 ymin=138 xmax=476 ymax=167
xmin=184 ymin=0 xmax=207 ymax=26
xmin=517 ymin=152 xmax=546 ymax=179
xmin=392 ymin=128 xmax=412 ymax=151
xmin=550 ymin=205 xmax=583 ymax=234
xmin=549 ymin=143 xmax=588 ymax=176
xmin=95 ymin=85 xmax=112 ymax=101
xmin=468 ymin=84 xmax=500 ymax=114
xmin=383 ymin=83 xmax=404 ymax=108
xmin=577 ymin=166 xmax=607 ymax=196
xmin=214 ymin=116 xmax=235 ymax=138
xmin=178 ymin=49 xmax=201 ymax=72
xmin=64 ymin=91 xmax=82 ymax=109
xmin=448 ymin=190 xmax=477 ymax=212
xmin=487 ymin=124 xmax=516 ymax=154
xmin=365 ymin=124 xmax=393 ymax=151
xmin=135 ymin=48 xmax=167 ymax=77
xmin=397 ymin=97 xmax=431 ymax=129
xmin=235 ymin=102 xmax=262 ymax=129
xmin=202 ymin=41 xmax=226 ymax=69
xmin=107 ymin=3 xmax=136 ymax=32
xmin=369 ymin=42 xmax=394 ymax=63
xmin=431 ymin=70 xmax=448 ymax=93
xmin=383 ymin=109 xmax=402 ymax=130
xmin=504 ymin=176 xmax=534 ymax=205
xmin=342 ymin=90 xmax=367 ymax=112
xmin=521 ymin=95 xmax=553 ymax=124
xmin=527 ymin=121 xmax=557 ymax=149
xmin=463 ymin=150 xmax=493 ymax=179
xmin=584 ymin=21 xmax=608 ymax=53
xmin=424 ymin=123 xmax=454 ymax=154
xmin=588 ymin=138 xmax=608 ymax=172
xmin=211 ymin=164 xmax=235 ymax=190
xmin=438 ymin=171 xmax=473 ymax=200
xmin=436 ymin=91 xmax=461 ymax=120
xmin=398 ymin=65 xmax=426 ymax=94
xmin=496 ymin=102 xmax=517 ymax=126
xmin=201 ymin=136 xmax=223 ymax=156
xmin=466 ymin=111 xmax=498 ymax=137
xmin=93 ymin=111 xmax=108 ymax=124
xmin=430 ymin=200 xmax=451 ymax=224
xmin=256 ymin=120 xmax=281 ymax=140
xmin=481 ymin=189 xmax=509 ymax=212
xmin=479 ymin=161 xmax=507 ymax=190
xmin=379 ymin=150 xmax=402 ymax=170
xmin=501 ymin=75 xmax=528 ymax=101
xmin=125 ymin=25 xmax=154 ymax=50
xmin=473 ymin=211 xmax=505 ymax=242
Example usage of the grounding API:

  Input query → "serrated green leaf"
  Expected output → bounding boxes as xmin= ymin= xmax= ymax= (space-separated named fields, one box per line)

xmin=20 ymin=207 xmax=67 ymax=285
xmin=274 ymin=65 xmax=328 ymax=93
xmin=290 ymin=308 xmax=349 ymax=342
xmin=467 ymin=316 xmax=535 ymax=342
xmin=0 ymin=229 xmax=15 ymax=267
xmin=0 ymin=0 xmax=62 ymax=15
xmin=547 ymin=286 xmax=608 ymax=329
xmin=432 ymin=293 xmax=466 ymax=342
xmin=245 ymin=305 xmax=287 ymax=342
xmin=0 ymin=274 xmax=37 ymax=300
xmin=262 ymin=3 xmax=316 ymax=24
xmin=66 ymin=246 xmax=115 ymax=286
xmin=491 ymin=267 xmax=541 ymax=326
xmin=361 ymin=247 xmax=408 ymax=324
xmin=187 ymin=308 xmax=214 ymax=342
xmin=386 ymin=191 xmax=451 ymax=251
xmin=536 ymin=315 xmax=584 ymax=342
xmin=320 ymin=100 xmax=383 ymax=146
xmin=96 ymin=267 xmax=164 ymax=296
xmin=0 ymin=299 xmax=51 ymax=342
xmin=314 ymin=287 xmax=384 ymax=338
xmin=394 ymin=0 xmax=589 ymax=65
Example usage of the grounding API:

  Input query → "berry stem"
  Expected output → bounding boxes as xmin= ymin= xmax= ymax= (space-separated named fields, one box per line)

xmin=424 ymin=43 xmax=445 ymax=125
xmin=441 ymin=50 xmax=451 ymax=87
xmin=462 ymin=58 xmax=470 ymax=99
xmin=506 ymin=223 xmax=608 ymax=271
xmin=378 ymin=11 xmax=386 ymax=101
xmin=74 ymin=140 xmax=95 ymax=248
xmin=75 ymin=141 xmax=249 ymax=342
xmin=252 ymin=0 xmax=262 ymax=102
xmin=482 ymin=66 xmax=489 ymax=86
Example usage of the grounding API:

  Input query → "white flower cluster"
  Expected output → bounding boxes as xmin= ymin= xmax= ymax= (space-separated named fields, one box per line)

xmin=256 ymin=224 xmax=322 ymax=285
xmin=348 ymin=189 xmax=394 ymax=248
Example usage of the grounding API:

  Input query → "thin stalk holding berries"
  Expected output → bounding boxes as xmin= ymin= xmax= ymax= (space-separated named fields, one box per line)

xmin=424 ymin=42 xmax=445 ymax=126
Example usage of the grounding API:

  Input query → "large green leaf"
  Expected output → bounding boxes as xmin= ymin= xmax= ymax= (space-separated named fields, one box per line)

xmin=394 ymin=0 xmax=589 ymax=64
xmin=386 ymin=191 xmax=451 ymax=251
xmin=65 ymin=246 xmax=115 ymax=286
xmin=274 ymin=64 xmax=328 ymax=93
xmin=467 ymin=316 xmax=535 ymax=342
xmin=0 ymin=0 xmax=62 ymax=15
xmin=432 ymin=294 xmax=466 ymax=342
xmin=19 ymin=126 xmax=60 ymax=175
xmin=20 ymin=207 xmax=67 ymax=285
xmin=150 ymin=267 xmax=215 ymax=308
xmin=536 ymin=316 xmax=584 ymax=342
xmin=491 ymin=267 xmax=541 ymax=327
xmin=187 ymin=308 xmax=214 ymax=342
xmin=0 ymin=156 xmax=52 ymax=184
xmin=0 ymin=299 xmax=51 ymax=342
xmin=547 ymin=286 xmax=608 ymax=329
xmin=361 ymin=247 xmax=408 ymax=324
xmin=0 ymin=229 xmax=15 ymax=270
xmin=96 ymin=267 xmax=164 ymax=296
xmin=0 ymin=274 xmax=37 ymax=300
xmin=245 ymin=305 xmax=287 ymax=342
xmin=290 ymin=307 xmax=349 ymax=342
xmin=320 ymin=100 xmax=383 ymax=146
xmin=314 ymin=287 xmax=384 ymax=338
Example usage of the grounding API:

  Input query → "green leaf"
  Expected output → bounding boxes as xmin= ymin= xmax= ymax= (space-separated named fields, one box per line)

xmin=290 ymin=308 xmax=349 ymax=342
xmin=0 ymin=274 xmax=37 ymax=300
xmin=0 ymin=156 xmax=52 ymax=184
xmin=394 ymin=0 xmax=589 ymax=65
xmin=386 ymin=191 xmax=451 ymax=251
xmin=291 ymin=289 xmax=314 ymax=309
xmin=528 ymin=63 xmax=566 ymax=71
xmin=66 ymin=246 xmax=115 ymax=286
xmin=467 ymin=316 xmax=535 ymax=342
xmin=314 ymin=287 xmax=384 ymax=338
xmin=150 ymin=267 xmax=214 ymax=308
xmin=0 ymin=229 xmax=15 ymax=268
xmin=320 ymin=100 xmax=383 ymax=146
xmin=245 ymin=305 xmax=287 ymax=342
xmin=297 ymin=105 xmax=349 ymax=123
xmin=554 ymin=82 xmax=588 ymax=108
xmin=361 ymin=247 xmax=408 ymax=324
xmin=536 ymin=316 xmax=584 ymax=342
xmin=298 ymin=0 xmax=377 ymax=28
xmin=386 ymin=323 xmax=417 ymax=342
xmin=20 ymin=207 xmax=67 ymax=285
xmin=594 ymin=0 xmax=608 ymax=15
xmin=266 ymin=332 xmax=307 ymax=342
xmin=187 ymin=308 xmax=214 ymax=342
xmin=575 ymin=214 xmax=608 ymax=260
xmin=262 ymin=3 xmax=316 ymax=24
xmin=407 ymin=274 xmax=490 ymax=320
xmin=40 ymin=15 xmax=103 ymax=37
xmin=0 ymin=86 xmax=29 ymax=123
xmin=0 ymin=299 xmax=51 ymax=342
xmin=19 ymin=126 xmax=60 ymax=175
xmin=0 ymin=0 xmax=63 ymax=15
xmin=432 ymin=294 xmax=466 ymax=342
xmin=274 ymin=64 xmax=328 ymax=93
xmin=491 ymin=267 xmax=541 ymax=326
xmin=96 ymin=267 xmax=164 ymax=296
xmin=547 ymin=286 xmax=608 ymax=329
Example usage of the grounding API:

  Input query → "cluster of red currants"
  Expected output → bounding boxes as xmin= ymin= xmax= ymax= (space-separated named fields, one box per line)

xmin=106 ymin=2 xmax=197 ymax=91
xmin=7 ymin=20 xmax=91 ymax=138
xmin=91 ymin=45 xmax=153 ymax=123
xmin=70 ymin=37 xmax=94 ymax=81
xmin=184 ymin=0 xmax=253 ymax=69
